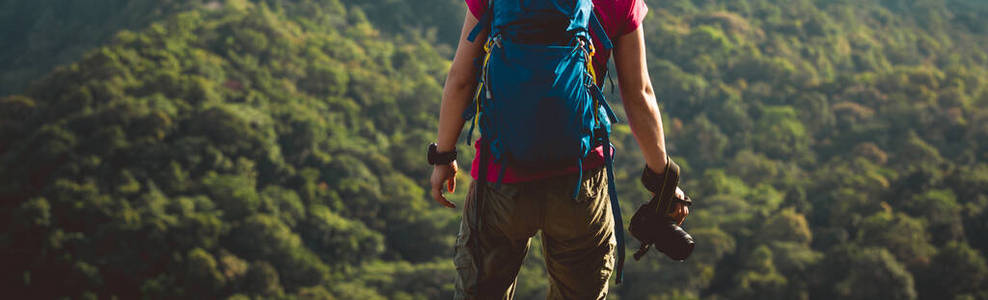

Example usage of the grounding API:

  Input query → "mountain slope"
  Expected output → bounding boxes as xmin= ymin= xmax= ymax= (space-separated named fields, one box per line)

xmin=1 ymin=1 xmax=460 ymax=298
xmin=0 ymin=0 xmax=211 ymax=96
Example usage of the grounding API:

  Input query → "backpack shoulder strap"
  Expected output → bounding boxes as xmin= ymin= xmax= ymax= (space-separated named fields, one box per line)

xmin=589 ymin=10 xmax=612 ymax=50
xmin=467 ymin=0 xmax=495 ymax=42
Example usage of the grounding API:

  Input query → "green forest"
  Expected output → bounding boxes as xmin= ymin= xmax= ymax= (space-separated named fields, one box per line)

xmin=1 ymin=0 xmax=986 ymax=299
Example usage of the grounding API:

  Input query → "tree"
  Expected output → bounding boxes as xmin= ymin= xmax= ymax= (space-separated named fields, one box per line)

xmin=813 ymin=246 xmax=917 ymax=300
xmin=898 ymin=189 xmax=964 ymax=245
xmin=184 ymin=248 xmax=226 ymax=296
xmin=244 ymin=261 xmax=284 ymax=297
xmin=731 ymin=246 xmax=787 ymax=299
xmin=915 ymin=241 xmax=988 ymax=299
xmin=856 ymin=211 xmax=936 ymax=267
xmin=761 ymin=208 xmax=812 ymax=245
xmin=751 ymin=106 xmax=810 ymax=160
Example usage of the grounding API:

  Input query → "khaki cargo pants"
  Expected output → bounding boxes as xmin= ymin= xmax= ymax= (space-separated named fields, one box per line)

xmin=453 ymin=168 xmax=616 ymax=300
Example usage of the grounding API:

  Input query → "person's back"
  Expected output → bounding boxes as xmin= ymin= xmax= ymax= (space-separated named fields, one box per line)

xmin=427 ymin=1 xmax=690 ymax=299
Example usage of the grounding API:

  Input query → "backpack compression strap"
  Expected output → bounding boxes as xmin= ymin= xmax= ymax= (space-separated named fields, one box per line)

xmin=601 ymin=130 xmax=627 ymax=284
xmin=591 ymin=81 xmax=625 ymax=283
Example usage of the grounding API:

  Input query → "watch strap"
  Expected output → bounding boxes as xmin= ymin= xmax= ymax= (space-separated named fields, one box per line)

xmin=428 ymin=143 xmax=457 ymax=165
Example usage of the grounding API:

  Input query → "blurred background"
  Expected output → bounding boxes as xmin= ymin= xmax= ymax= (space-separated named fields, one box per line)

xmin=1 ymin=0 xmax=986 ymax=299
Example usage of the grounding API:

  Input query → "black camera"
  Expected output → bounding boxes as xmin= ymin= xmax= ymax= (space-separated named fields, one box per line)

xmin=629 ymin=196 xmax=695 ymax=261
xmin=628 ymin=158 xmax=695 ymax=261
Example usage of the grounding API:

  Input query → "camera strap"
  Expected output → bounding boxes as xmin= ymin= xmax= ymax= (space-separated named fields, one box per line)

xmin=641 ymin=157 xmax=684 ymax=214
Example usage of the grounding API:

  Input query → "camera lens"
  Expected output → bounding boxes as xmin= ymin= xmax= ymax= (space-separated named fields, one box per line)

xmin=653 ymin=218 xmax=695 ymax=261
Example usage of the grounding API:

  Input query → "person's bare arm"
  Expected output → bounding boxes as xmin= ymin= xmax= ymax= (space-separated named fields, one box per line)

xmin=437 ymin=12 xmax=485 ymax=152
xmin=614 ymin=26 xmax=668 ymax=174
xmin=430 ymin=11 xmax=487 ymax=208
xmin=614 ymin=26 xmax=688 ymax=223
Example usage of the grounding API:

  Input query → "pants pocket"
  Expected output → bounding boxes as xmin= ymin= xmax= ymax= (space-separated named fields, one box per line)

xmin=577 ymin=168 xmax=606 ymax=203
xmin=453 ymin=219 xmax=478 ymax=299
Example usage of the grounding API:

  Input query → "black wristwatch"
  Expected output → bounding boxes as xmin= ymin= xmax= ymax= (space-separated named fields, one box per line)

xmin=428 ymin=143 xmax=457 ymax=165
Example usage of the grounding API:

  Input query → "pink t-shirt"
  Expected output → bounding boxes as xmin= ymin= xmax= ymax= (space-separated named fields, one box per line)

xmin=467 ymin=0 xmax=648 ymax=183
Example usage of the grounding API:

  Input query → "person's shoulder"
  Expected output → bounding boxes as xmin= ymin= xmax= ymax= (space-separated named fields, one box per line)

xmin=594 ymin=0 xmax=648 ymax=36
xmin=465 ymin=0 xmax=486 ymax=19
xmin=594 ymin=0 xmax=642 ymax=19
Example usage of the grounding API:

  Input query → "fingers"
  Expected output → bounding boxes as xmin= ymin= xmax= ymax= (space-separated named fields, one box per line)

xmin=447 ymin=176 xmax=456 ymax=193
xmin=432 ymin=183 xmax=456 ymax=208
xmin=675 ymin=205 xmax=684 ymax=219
xmin=431 ymin=168 xmax=457 ymax=209
xmin=666 ymin=201 xmax=689 ymax=226
xmin=667 ymin=203 xmax=681 ymax=218
xmin=677 ymin=205 xmax=688 ymax=226
xmin=438 ymin=194 xmax=456 ymax=208
xmin=671 ymin=186 xmax=690 ymax=225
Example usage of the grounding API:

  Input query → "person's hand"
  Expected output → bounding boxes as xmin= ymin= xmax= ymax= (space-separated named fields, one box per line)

xmin=430 ymin=161 xmax=458 ymax=208
xmin=668 ymin=187 xmax=690 ymax=226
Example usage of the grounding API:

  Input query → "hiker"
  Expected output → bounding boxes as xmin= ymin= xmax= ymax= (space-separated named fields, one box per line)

xmin=428 ymin=0 xmax=689 ymax=298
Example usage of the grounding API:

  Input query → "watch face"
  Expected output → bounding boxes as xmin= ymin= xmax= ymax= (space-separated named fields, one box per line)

xmin=428 ymin=143 xmax=438 ymax=164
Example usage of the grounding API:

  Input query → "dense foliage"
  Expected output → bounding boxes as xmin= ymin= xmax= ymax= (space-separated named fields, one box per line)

xmin=1 ymin=0 xmax=987 ymax=299
xmin=2 ymin=0 xmax=457 ymax=298
xmin=0 ymin=0 xmax=208 ymax=96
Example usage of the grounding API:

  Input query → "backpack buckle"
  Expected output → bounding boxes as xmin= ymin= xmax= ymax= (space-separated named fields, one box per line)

xmin=493 ymin=35 xmax=503 ymax=49
xmin=578 ymin=36 xmax=596 ymax=56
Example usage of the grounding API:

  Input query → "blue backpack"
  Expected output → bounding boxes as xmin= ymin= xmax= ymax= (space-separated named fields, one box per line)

xmin=462 ymin=0 xmax=628 ymax=283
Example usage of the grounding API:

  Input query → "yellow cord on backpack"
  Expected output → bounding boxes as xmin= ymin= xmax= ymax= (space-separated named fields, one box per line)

xmin=584 ymin=39 xmax=601 ymax=125
xmin=585 ymin=38 xmax=598 ymax=85
xmin=473 ymin=38 xmax=496 ymax=130
xmin=472 ymin=81 xmax=483 ymax=129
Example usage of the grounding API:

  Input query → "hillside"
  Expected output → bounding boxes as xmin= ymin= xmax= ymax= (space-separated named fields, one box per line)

xmin=0 ymin=0 xmax=466 ymax=96
xmin=2 ymin=1 xmax=457 ymax=298
xmin=2 ymin=0 xmax=988 ymax=299
xmin=0 ymin=0 xmax=209 ymax=96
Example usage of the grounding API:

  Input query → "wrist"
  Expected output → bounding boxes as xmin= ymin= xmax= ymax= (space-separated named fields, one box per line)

xmin=428 ymin=143 xmax=458 ymax=165
xmin=434 ymin=161 xmax=456 ymax=169
xmin=645 ymin=155 xmax=669 ymax=176
xmin=645 ymin=161 xmax=666 ymax=176
xmin=436 ymin=143 xmax=456 ymax=152
xmin=641 ymin=156 xmax=678 ymax=194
